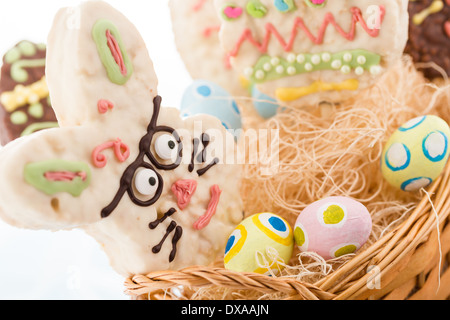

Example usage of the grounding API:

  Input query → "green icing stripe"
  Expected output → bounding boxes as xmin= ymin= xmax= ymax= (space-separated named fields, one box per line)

xmin=92 ymin=19 xmax=133 ymax=85
xmin=249 ymin=49 xmax=381 ymax=84
xmin=11 ymin=59 xmax=46 ymax=83
xmin=24 ymin=160 xmax=91 ymax=197
xmin=20 ymin=122 xmax=59 ymax=137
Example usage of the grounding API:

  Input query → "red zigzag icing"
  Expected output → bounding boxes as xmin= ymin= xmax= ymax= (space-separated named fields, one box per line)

xmin=228 ymin=6 xmax=386 ymax=58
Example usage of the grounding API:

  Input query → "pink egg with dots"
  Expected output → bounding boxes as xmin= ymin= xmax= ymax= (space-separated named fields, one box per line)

xmin=294 ymin=197 xmax=372 ymax=260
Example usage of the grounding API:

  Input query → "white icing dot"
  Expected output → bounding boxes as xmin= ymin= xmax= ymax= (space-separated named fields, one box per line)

xmin=311 ymin=54 xmax=321 ymax=65
xmin=355 ymin=66 xmax=364 ymax=76
xmin=263 ymin=63 xmax=272 ymax=71
xmin=276 ymin=65 xmax=285 ymax=74
xmin=343 ymin=53 xmax=353 ymax=62
xmin=331 ymin=60 xmax=342 ymax=69
xmin=304 ymin=63 xmax=313 ymax=71
xmin=296 ymin=54 xmax=305 ymax=64
xmin=287 ymin=53 xmax=296 ymax=63
xmin=255 ymin=70 xmax=265 ymax=80
xmin=287 ymin=66 xmax=296 ymax=75
xmin=340 ymin=65 xmax=351 ymax=74
xmin=271 ymin=57 xmax=280 ymax=66
xmin=357 ymin=55 xmax=367 ymax=65
xmin=244 ymin=67 xmax=254 ymax=77
xmin=370 ymin=65 xmax=382 ymax=75
xmin=322 ymin=52 xmax=331 ymax=62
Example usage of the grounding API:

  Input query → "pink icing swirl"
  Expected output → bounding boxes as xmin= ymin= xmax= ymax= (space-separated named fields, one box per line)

xmin=172 ymin=180 xmax=198 ymax=210
xmin=92 ymin=138 xmax=130 ymax=168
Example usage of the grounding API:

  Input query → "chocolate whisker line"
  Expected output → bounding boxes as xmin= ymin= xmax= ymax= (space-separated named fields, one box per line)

xmin=149 ymin=208 xmax=183 ymax=263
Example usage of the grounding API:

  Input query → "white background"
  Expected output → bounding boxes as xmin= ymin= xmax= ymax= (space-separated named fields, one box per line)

xmin=0 ymin=0 xmax=193 ymax=300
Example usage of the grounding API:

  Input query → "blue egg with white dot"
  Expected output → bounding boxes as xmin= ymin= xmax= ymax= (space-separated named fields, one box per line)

xmin=381 ymin=115 xmax=450 ymax=192
xmin=251 ymin=86 xmax=281 ymax=119
xmin=180 ymin=80 xmax=242 ymax=138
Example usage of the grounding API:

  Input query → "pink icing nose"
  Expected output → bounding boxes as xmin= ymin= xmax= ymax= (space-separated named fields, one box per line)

xmin=172 ymin=180 xmax=197 ymax=210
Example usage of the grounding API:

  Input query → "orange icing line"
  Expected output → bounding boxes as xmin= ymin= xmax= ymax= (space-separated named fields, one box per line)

xmin=193 ymin=185 xmax=222 ymax=230
xmin=229 ymin=6 xmax=386 ymax=57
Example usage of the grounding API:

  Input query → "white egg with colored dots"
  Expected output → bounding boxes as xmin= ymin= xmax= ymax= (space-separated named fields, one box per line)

xmin=180 ymin=80 xmax=242 ymax=139
xmin=294 ymin=197 xmax=372 ymax=260
xmin=381 ymin=115 xmax=450 ymax=192
xmin=224 ymin=213 xmax=294 ymax=275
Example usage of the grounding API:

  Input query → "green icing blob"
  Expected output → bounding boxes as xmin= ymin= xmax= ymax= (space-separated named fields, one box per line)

xmin=24 ymin=160 xmax=91 ymax=197
xmin=304 ymin=0 xmax=327 ymax=8
xmin=10 ymin=111 xmax=28 ymax=125
xmin=250 ymin=49 xmax=381 ymax=84
xmin=246 ymin=0 xmax=268 ymax=18
xmin=92 ymin=19 xmax=133 ymax=85
xmin=28 ymin=103 xmax=44 ymax=119
xmin=18 ymin=41 xmax=37 ymax=57
xmin=4 ymin=47 xmax=21 ymax=64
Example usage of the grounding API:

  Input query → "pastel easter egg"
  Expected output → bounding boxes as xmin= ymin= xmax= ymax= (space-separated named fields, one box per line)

xmin=180 ymin=80 xmax=242 ymax=137
xmin=224 ymin=213 xmax=294 ymax=275
xmin=252 ymin=86 xmax=280 ymax=119
xmin=381 ymin=115 xmax=450 ymax=192
xmin=294 ymin=197 xmax=372 ymax=260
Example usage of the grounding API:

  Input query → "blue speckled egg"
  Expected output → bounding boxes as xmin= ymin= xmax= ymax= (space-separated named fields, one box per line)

xmin=180 ymin=80 xmax=242 ymax=137
xmin=251 ymin=86 xmax=280 ymax=119
xmin=224 ymin=213 xmax=294 ymax=275
xmin=381 ymin=115 xmax=450 ymax=192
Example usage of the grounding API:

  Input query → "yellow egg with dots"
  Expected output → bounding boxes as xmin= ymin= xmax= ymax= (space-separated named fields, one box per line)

xmin=381 ymin=115 xmax=450 ymax=192
xmin=224 ymin=213 xmax=294 ymax=275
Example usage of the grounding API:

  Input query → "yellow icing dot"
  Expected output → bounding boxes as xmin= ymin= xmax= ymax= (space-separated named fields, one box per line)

xmin=334 ymin=244 xmax=357 ymax=257
xmin=323 ymin=205 xmax=345 ymax=225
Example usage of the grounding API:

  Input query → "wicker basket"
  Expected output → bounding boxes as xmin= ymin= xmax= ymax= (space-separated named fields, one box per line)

xmin=124 ymin=160 xmax=450 ymax=300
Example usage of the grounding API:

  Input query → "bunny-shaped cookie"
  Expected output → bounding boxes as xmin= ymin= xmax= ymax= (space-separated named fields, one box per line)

xmin=0 ymin=1 xmax=243 ymax=277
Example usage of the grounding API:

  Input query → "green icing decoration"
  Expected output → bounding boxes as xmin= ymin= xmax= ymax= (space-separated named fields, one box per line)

xmin=249 ymin=49 xmax=381 ymax=84
xmin=4 ymin=47 xmax=21 ymax=64
xmin=247 ymin=0 xmax=268 ymax=18
xmin=20 ymin=122 xmax=59 ymax=137
xmin=24 ymin=160 xmax=91 ymax=197
xmin=28 ymin=103 xmax=44 ymax=119
xmin=11 ymin=58 xmax=46 ymax=83
xmin=92 ymin=19 xmax=133 ymax=85
xmin=17 ymin=41 xmax=37 ymax=57
xmin=10 ymin=111 xmax=28 ymax=125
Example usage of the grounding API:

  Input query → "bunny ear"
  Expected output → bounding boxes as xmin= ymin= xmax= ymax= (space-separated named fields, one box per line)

xmin=0 ymin=123 xmax=136 ymax=230
xmin=46 ymin=1 xmax=158 ymax=127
